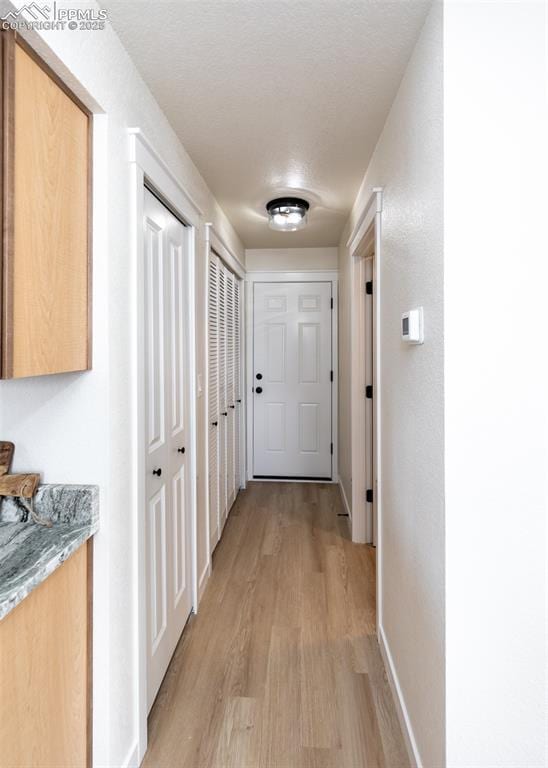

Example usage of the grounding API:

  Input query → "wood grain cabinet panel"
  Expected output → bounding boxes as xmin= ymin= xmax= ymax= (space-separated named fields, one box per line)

xmin=1 ymin=32 xmax=91 ymax=379
xmin=0 ymin=542 xmax=92 ymax=767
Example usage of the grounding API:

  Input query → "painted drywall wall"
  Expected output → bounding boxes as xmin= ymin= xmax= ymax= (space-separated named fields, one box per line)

xmin=0 ymin=2 xmax=244 ymax=765
xmin=245 ymin=247 xmax=338 ymax=272
xmin=444 ymin=2 xmax=548 ymax=765
xmin=338 ymin=5 xmax=444 ymax=766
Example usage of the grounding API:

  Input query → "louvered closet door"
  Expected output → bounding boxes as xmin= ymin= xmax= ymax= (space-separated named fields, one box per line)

xmin=218 ymin=265 xmax=228 ymax=529
xmin=234 ymin=279 xmax=241 ymax=492
xmin=208 ymin=254 xmax=220 ymax=549
xmin=226 ymin=269 xmax=236 ymax=508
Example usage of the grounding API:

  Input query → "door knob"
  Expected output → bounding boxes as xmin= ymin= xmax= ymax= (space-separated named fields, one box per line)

xmin=236 ymin=399 xmax=242 ymax=403
xmin=256 ymin=373 xmax=263 ymax=380
xmin=211 ymin=421 xmax=218 ymax=427
xmin=152 ymin=468 xmax=162 ymax=477
xmin=256 ymin=387 xmax=263 ymax=394
xmin=177 ymin=447 xmax=185 ymax=454
xmin=221 ymin=411 xmax=228 ymax=416
xmin=229 ymin=404 xmax=235 ymax=409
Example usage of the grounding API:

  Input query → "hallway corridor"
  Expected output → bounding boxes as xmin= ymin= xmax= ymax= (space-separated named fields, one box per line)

xmin=143 ymin=482 xmax=408 ymax=768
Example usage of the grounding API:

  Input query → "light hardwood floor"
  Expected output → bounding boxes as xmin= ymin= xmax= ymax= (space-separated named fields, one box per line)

xmin=143 ymin=482 xmax=409 ymax=768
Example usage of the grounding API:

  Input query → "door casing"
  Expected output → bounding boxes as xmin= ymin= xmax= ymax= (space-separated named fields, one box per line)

xmin=346 ymin=188 xmax=383 ymax=634
xmin=130 ymin=129 xmax=199 ymax=765
xmin=245 ymin=270 xmax=338 ymax=484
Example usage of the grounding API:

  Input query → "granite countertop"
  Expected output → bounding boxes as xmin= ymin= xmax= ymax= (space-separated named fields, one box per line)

xmin=0 ymin=484 xmax=99 ymax=620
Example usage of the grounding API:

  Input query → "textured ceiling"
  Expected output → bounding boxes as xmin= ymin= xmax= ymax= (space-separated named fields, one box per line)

xmin=102 ymin=0 xmax=431 ymax=247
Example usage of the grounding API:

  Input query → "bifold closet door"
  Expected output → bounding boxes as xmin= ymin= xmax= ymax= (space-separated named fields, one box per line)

xmin=208 ymin=254 xmax=220 ymax=549
xmin=226 ymin=269 xmax=236 ymax=508
xmin=234 ymin=279 xmax=241 ymax=492
xmin=218 ymin=265 xmax=228 ymax=530
xmin=208 ymin=256 xmax=242 ymax=550
xmin=143 ymin=188 xmax=192 ymax=713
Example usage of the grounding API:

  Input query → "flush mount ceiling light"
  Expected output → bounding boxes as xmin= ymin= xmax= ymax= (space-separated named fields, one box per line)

xmin=266 ymin=197 xmax=310 ymax=232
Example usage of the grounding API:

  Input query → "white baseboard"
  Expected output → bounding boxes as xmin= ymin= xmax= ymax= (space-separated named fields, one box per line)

xmin=378 ymin=623 xmax=422 ymax=768
xmin=198 ymin=561 xmax=211 ymax=603
xmin=121 ymin=740 xmax=139 ymax=768
xmin=339 ymin=479 xmax=352 ymax=520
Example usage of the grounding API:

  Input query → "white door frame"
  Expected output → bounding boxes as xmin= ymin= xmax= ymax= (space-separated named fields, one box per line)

xmin=347 ymin=187 xmax=383 ymax=616
xmin=129 ymin=128 xmax=200 ymax=764
xmin=245 ymin=270 xmax=338 ymax=484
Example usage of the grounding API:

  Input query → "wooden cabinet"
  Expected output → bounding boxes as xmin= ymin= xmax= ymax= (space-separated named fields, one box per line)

xmin=0 ymin=542 xmax=92 ymax=767
xmin=0 ymin=32 xmax=91 ymax=379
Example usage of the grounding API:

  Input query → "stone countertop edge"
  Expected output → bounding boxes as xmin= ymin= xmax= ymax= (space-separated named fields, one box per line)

xmin=0 ymin=485 xmax=99 ymax=621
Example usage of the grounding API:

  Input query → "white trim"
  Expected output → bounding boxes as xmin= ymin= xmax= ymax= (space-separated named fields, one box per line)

xmin=246 ymin=267 xmax=337 ymax=274
xmin=339 ymin=478 xmax=352 ymax=520
xmin=121 ymin=741 xmax=139 ymax=768
xmin=129 ymin=129 xmax=199 ymax=766
xmin=378 ymin=624 xmax=422 ymax=768
xmin=205 ymin=222 xmax=246 ymax=279
xmin=246 ymin=270 xmax=338 ymax=282
xmin=346 ymin=186 xmax=383 ymax=252
xmin=245 ymin=270 xmax=339 ymax=484
xmin=198 ymin=561 xmax=212 ymax=602
xmin=347 ymin=189 xmax=383 ymax=637
xmin=129 ymin=128 xmax=203 ymax=219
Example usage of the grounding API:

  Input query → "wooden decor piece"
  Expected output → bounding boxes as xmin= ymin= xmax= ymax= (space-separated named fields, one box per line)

xmin=0 ymin=32 xmax=92 ymax=379
xmin=0 ymin=440 xmax=40 ymax=499
xmin=0 ymin=441 xmax=14 ymax=475
xmin=0 ymin=543 xmax=91 ymax=767
xmin=0 ymin=472 xmax=39 ymax=498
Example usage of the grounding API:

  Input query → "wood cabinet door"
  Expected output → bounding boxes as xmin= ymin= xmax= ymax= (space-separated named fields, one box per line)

xmin=0 ymin=543 xmax=91 ymax=767
xmin=1 ymin=33 xmax=91 ymax=379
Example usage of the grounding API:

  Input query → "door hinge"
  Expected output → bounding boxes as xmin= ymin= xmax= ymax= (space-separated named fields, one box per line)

xmin=330 ymin=370 xmax=333 ymax=382
xmin=365 ymin=384 xmax=373 ymax=399
xmin=366 ymin=488 xmax=373 ymax=503
xmin=330 ymin=442 xmax=333 ymax=455
xmin=330 ymin=297 xmax=334 ymax=309
xmin=366 ymin=281 xmax=373 ymax=295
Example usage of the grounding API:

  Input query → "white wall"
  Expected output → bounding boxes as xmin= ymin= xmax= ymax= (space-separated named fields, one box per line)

xmin=245 ymin=246 xmax=338 ymax=272
xmin=444 ymin=2 xmax=548 ymax=765
xmin=338 ymin=5 xmax=444 ymax=766
xmin=0 ymin=2 xmax=244 ymax=765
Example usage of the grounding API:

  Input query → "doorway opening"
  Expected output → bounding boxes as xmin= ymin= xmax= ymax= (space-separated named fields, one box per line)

xmin=130 ymin=129 xmax=200 ymax=763
xmin=347 ymin=187 xmax=383 ymax=626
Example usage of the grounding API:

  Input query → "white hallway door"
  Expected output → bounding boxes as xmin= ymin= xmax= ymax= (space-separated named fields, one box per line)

xmin=253 ymin=281 xmax=333 ymax=479
xmin=143 ymin=188 xmax=192 ymax=712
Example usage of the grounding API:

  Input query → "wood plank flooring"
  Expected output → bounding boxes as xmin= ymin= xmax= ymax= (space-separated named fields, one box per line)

xmin=143 ymin=482 xmax=409 ymax=768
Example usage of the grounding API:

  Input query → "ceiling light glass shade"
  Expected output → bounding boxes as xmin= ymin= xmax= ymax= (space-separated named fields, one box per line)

xmin=266 ymin=197 xmax=310 ymax=232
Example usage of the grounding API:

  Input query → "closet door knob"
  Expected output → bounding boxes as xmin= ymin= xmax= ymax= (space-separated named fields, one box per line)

xmin=221 ymin=412 xmax=228 ymax=416
xmin=255 ymin=387 xmax=263 ymax=394
xmin=177 ymin=447 xmax=185 ymax=454
xmin=211 ymin=421 xmax=218 ymax=427
xmin=229 ymin=404 xmax=235 ymax=409
xmin=236 ymin=399 xmax=242 ymax=403
xmin=152 ymin=468 xmax=162 ymax=477
xmin=256 ymin=373 xmax=263 ymax=380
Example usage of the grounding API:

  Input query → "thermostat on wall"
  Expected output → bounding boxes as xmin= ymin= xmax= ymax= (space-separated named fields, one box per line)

xmin=401 ymin=307 xmax=424 ymax=344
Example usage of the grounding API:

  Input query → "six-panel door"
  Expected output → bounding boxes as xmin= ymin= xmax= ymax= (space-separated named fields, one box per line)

xmin=253 ymin=282 xmax=333 ymax=479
